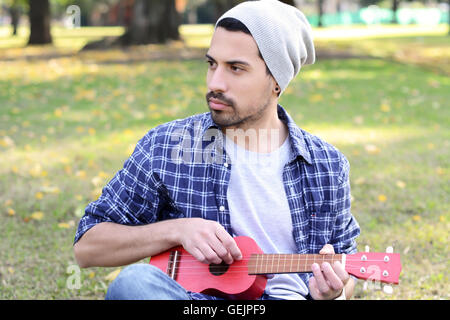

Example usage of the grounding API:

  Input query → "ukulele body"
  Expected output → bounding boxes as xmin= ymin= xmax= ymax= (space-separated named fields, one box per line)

xmin=150 ymin=236 xmax=268 ymax=300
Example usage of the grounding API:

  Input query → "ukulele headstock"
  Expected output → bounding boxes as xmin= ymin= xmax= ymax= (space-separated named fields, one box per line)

xmin=347 ymin=245 xmax=402 ymax=285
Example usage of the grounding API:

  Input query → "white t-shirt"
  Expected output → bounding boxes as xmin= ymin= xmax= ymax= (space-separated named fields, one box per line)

xmin=225 ymin=134 xmax=309 ymax=300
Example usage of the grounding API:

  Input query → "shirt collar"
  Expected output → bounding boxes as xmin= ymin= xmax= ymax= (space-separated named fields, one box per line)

xmin=202 ymin=104 xmax=312 ymax=165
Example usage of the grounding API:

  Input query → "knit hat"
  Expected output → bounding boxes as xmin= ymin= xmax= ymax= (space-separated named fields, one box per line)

xmin=215 ymin=0 xmax=315 ymax=94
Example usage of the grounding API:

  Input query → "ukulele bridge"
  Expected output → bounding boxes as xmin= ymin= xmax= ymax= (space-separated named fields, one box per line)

xmin=166 ymin=250 xmax=181 ymax=280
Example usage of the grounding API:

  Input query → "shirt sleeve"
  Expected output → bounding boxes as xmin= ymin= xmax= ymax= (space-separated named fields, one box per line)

xmin=329 ymin=153 xmax=360 ymax=255
xmin=73 ymin=131 xmax=164 ymax=245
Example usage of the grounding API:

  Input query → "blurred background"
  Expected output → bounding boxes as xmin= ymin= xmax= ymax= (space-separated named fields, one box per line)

xmin=0 ymin=0 xmax=448 ymax=300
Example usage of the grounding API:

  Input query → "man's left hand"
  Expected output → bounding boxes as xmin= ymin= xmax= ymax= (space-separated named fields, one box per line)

xmin=308 ymin=244 xmax=350 ymax=300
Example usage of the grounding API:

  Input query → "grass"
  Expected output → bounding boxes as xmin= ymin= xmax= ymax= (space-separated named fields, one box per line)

xmin=0 ymin=25 xmax=449 ymax=300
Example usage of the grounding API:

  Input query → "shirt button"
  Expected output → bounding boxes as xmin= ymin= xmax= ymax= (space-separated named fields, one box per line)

xmin=224 ymin=163 xmax=229 ymax=168
xmin=219 ymin=205 xmax=225 ymax=212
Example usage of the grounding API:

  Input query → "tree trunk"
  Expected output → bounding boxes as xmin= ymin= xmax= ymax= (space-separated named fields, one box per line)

xmin=9 ymin=5 xmax=20 ymax=36
xmin=391 ymin=0 xmax=399 ymax=24
xmin=28 ymin=0 xmax=52 ymax=45
xmin=119 ymin=0 xmax=180 ymax=45
xmin=317 ymin=0 xmax=324 ymax=27
xmin=213 ymin=0 xmax=242 ymax=21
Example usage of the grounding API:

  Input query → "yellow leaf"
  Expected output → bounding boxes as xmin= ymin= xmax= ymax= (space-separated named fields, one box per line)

xmin=4 ymin=199 xmax=13 ymax=206
xmin=309 ymin=94 xmax=323 ymax=103
xmin=364 ymin=144 xmax=380 ymax=155
xmin=8 ymin=267 xmax=14 ymax=274
xmin=104 ymin=268 xmax=122 ymax=282
xmin=412 ymin=215 xmax=421 ymax=222
xmin=7 ymin=208 xmax=15 ymax=216
xmin=380 ymin=104 xmax=391 ymax=112
xmin=35 ymin=192 xmax=44 ymax=200
xmin=88 ymin=271 xmax=95 ymax=279
xmin=88 ymin=128 xmax=96 ymax=136
xmin=396 ymin=180 xmax=406 ymax=189
xmin=30 ymin=211 xmax=44 ymax=220
xmin=58 ymin=222 xmax=70 ymax=229
xmin=439 ymin=216 xmax=445 ymax=223
xmin=0 ymin=136 xmax=15 ymax=148
xmin=75 ymin=170 xmax=86 ymax=179
xmin=378 ymin=194 xmax=387 ymax=202
xmin=54 ymin=108 xmax=63 ymax=117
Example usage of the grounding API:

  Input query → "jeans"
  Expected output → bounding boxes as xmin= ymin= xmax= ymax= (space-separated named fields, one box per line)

xmin=105 ymin=263 xmax=286 ymax=300
xmin=106 ymin=264 xmax=191 ymax=300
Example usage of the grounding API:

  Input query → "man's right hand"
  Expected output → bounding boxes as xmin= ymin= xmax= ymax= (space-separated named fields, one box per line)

xmin=174 ymin=218 xmax=242 ymax=265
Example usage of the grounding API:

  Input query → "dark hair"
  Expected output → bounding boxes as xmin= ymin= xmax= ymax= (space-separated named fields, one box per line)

xmin=216 ymin=17 xmax=273 ymax=77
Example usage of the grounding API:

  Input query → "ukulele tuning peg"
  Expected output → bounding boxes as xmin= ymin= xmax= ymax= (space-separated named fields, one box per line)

xmin=365 ymin=245 xmax=370 ymax=252
xmin=385 ymin=246 xmax=393 ymax=253
xmin=383 ymin=284 xmax=393 ymax=294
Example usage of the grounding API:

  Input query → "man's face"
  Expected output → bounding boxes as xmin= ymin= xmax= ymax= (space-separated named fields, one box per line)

xmin=205 ymin=27 xmax=275 ymax=129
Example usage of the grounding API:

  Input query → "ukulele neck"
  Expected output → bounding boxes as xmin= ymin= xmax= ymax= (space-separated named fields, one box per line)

xmin=247 ymin=254 xmax=344 ymax=274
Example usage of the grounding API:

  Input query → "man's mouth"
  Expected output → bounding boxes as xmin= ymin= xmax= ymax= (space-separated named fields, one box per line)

xmin=208 ymin=98 xmax=231 ymax=111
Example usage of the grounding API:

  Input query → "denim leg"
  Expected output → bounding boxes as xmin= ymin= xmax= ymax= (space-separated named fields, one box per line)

xmin=105 ymin=264 xmax=191 ymax=300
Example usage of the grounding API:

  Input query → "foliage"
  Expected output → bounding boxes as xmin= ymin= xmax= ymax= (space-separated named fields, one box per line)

xmin=0 ymin=25 xmax=448 ymax=299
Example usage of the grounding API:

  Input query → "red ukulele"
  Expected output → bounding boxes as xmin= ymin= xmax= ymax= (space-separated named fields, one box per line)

xmin=149 ymin=236 xmax=402 ymax=300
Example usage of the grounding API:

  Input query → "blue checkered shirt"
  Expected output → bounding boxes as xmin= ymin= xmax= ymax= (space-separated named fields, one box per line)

xmin=74 ymin=105 xmax=360 ymax=300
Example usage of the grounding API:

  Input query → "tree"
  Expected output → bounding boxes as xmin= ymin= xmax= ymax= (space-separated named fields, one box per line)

xmin=118 ymin=0 xmax=180 ymax=45
xmin=28 ymin=0 xmax=52 ymax=44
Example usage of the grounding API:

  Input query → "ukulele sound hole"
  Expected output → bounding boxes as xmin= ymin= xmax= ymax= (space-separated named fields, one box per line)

xmin=209 ymin=261 xmax=229 ymax=276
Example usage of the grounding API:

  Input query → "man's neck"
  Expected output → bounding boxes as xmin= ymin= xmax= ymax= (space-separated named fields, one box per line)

xmin=223 ymin=107 xmax=288 ymax=153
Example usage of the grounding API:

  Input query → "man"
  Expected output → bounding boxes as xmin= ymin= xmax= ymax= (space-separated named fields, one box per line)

xmin=74 ymin=0 xmax=360 ymax=300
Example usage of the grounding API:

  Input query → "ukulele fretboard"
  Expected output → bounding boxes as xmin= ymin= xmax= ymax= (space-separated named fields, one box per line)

xmin=248 ymin=254 xmax=343 ymax=274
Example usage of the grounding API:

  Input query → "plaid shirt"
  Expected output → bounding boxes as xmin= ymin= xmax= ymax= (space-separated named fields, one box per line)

xmin=74 ymin=105 xmax=360 ymax=300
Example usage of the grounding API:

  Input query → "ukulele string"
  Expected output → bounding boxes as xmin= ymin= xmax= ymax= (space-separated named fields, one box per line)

xmin=160 ymin=254 xmax=391 ymax=263
xmin=166 ymin=264 xmax=390 ymax=274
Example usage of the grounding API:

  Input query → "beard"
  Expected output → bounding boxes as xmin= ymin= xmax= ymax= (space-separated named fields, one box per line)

xmin=206 ymin=91 xmax=272 ymax=129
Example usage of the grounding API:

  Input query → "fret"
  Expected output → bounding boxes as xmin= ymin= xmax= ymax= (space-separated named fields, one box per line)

xmin=277 ymin=254 xmax=281 ymax=274
xmin=270 ymin=254 xmax=274 ymax=274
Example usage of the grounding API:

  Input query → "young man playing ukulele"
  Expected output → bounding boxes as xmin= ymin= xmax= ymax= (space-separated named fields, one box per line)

xmin=74 ymin=0 xmax=360 ymax=300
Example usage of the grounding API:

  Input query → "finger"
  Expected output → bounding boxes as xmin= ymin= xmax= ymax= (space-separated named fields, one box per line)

xmin=321 ymin=262 xmax=344 ymax=292
xmin=311 ymin=263 xmax=331 ymax=295
xmin=198 ymin=243 xmax=222 ymax=265
xmin=333 ymin=261 xmax=350 ymax=285
xmin=308 ymin=277 xmax=321 ymax=299
xmin=190 ymin=247 xmax=206 ymax=264
xmin=215 ymin=227 xmax=242 ymax=261
xmin=208 ymin=235 xmax=233 ymax=264
xmin=319 ymin=244 xmax=335 ymax=255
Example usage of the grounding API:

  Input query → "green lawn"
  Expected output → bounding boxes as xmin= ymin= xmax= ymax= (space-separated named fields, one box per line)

xmin=0 ymin=25 xmax=448 ymax=299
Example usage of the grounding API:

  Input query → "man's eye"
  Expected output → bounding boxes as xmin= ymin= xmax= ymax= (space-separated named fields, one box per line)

xmin=231 ymin=65 xmax=242 ymax=72
xmin=206 ymin=60 xmax=215 ymax=67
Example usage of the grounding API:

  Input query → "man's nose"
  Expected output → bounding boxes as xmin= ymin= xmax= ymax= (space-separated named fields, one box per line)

xmin=207 ymin=67 xmax=227 ymax=93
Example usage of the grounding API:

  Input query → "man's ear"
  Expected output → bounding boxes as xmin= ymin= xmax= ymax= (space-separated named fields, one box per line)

xmin=274 ymin=82 xmax=281 ymax=97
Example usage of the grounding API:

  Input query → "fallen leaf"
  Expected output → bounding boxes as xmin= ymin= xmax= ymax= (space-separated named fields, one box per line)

xmin=58 ymin=222 xmax=70 ymax=229
xmin=7 ymin=208 xmax=15 ymax=216
xmin=412 ymin=215 xmax=421 ymax=222
xmin=396 ymin=180 xmax=406 ymax=189
xmin=104 ymin=268 xmax=122 ymax=282
xmin=30 ymin=211 xmax=44 ymax=220
xmin=380 ymin=103 xmax=391 ymax=112
xmin=364 ymin=144 xmax=381 ymax=155
xmin=378 ymin=194 xmax=387 ymax=202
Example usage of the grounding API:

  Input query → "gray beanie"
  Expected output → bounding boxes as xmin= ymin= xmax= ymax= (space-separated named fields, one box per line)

xmin=215 ymin=0 xmax=315 ymax=94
